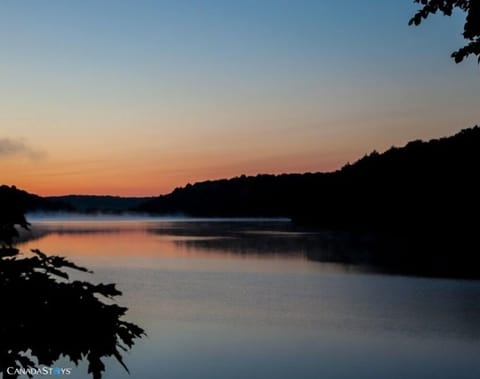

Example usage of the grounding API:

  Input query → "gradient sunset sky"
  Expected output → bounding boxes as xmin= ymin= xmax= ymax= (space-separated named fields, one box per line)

xmin=1 ymin=1 xmax=479 ymax=196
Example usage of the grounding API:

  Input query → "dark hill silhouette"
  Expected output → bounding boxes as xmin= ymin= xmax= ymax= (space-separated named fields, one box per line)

xmin=293 ymin=126 xmax=480 ymax=231
xmin=0 ymin=188 xmax=153 ymax=214
xmin=137 ymin=126 xmax=480 ymax=232
xmin=47 ymin=195 xmax=154 ymax=214
xmin=136 ymin=172 xmax=320 ymax=217
xmin=0 ymin=185 xmax=73 ymax=214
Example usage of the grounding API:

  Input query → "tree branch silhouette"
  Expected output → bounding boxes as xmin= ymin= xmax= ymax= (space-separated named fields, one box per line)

xmin=409 ymin=0 xmax=480 ymax=63
xmin=0 ymin=186 xmax=145 ymax=379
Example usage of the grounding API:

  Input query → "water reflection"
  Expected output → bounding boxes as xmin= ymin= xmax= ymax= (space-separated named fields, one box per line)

xmin=18 ymin=219 xmax=476 ymax=278
xmin=14 ymin=219 xmax=480 ymax=379
xmin=18 ymin=220 xmax=343 ymax=264
xmin=17 ymin=220 xmax=480 ymax=338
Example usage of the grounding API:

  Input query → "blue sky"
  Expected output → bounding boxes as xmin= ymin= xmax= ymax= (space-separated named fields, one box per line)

xmin=0 ymin=1 xmax=478 ymax=195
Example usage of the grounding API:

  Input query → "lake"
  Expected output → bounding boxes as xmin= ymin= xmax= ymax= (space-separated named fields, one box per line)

xmin=17 ymin=218 xmax=480 ymax=379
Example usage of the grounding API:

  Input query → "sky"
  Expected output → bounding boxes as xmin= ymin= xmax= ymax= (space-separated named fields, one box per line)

xmin=1 ymin=0 xmax=479 ymax=196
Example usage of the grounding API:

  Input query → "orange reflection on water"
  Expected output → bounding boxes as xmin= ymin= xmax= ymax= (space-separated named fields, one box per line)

xmin=16 ymin=219 xmax=363 ymax=275
xmin=18 ymin=226 xmax=228 ymax=260
xmin=17 ymin=220 xmax=305 ymax=261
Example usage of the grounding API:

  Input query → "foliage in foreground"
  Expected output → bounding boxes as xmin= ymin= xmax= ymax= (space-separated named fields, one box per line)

xmin=0 ymin=188 xmax=144 ymax=379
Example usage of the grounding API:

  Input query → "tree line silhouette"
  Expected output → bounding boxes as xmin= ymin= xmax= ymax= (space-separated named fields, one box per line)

xmin=136 ymin=126 xmax=480 ymax=233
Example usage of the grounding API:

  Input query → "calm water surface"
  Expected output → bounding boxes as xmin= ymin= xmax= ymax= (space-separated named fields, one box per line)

xmin=18 ymin=218 xmax=480 ymax=379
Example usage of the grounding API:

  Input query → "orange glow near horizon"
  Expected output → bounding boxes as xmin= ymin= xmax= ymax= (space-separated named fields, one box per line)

xmin=1 ymin=149 xmax=350 ymax=197
xmin=0 ymin=127 xmax=372 ymax=196
xmin=1 ymin=121 xmax=476 ymax=197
